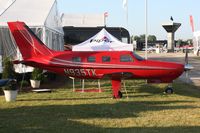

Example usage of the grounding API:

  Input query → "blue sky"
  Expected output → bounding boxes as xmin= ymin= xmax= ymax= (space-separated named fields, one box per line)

xmin=58 ymin=0 xmax=200 ymax=40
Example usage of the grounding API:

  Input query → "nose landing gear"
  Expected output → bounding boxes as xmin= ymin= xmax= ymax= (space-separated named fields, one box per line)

xmin=165 ymin=86 xmax=174 ymax=94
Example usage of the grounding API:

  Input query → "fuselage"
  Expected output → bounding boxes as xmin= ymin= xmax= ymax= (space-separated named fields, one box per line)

xmin=23 ymin=51 xmax=184 ymax=83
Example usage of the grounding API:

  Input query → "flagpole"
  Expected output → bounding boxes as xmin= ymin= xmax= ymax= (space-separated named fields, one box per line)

xmin=104 ymin=12 xmax=108 ymax=27
xmin=126 ymin=0 xmax=128 ymax=26
xmin=104 ymin=15 xmax=106 ymax=27
xmin=145 ymin=0 xmax=148 ymax=59
xmin=123 ymin=0 xmax=128 ymax=27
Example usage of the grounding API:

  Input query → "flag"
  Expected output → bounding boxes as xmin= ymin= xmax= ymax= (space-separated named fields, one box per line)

xmin=190 ymin=15 xmax=194 ymax=32
xmin=122 ymin=0 xmax=128 ymax=25
xmin=104 ymin=12 xmax=108 ymax=18
xmin=170 ymin=16 xmax=173 ymax=21
xmin=123 ymin=0 xmax=128 ymax=9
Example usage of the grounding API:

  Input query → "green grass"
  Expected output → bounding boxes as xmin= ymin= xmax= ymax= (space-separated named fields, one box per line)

xmin=0 ymin=79 xmax=200 ymax=133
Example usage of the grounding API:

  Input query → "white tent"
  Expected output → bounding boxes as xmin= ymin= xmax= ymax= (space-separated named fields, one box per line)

xmin=0 ymin=0 xmax=63 ymax=50
xmin=0 ymin=0 xmax=64 ymax=73
xmin=193 ymin=31 xmax=200 ymax=55
xmin=72 ymin=28 xmax=133 ymax=51
xmin=61 ymin=13 xmax=105 ymax=27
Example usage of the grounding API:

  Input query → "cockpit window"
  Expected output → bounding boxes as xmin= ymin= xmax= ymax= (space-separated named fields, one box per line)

xmin=132 ymin=52 xmax=144 ymax=61
xmin=120 ymin=55 xmax=133 ymax=62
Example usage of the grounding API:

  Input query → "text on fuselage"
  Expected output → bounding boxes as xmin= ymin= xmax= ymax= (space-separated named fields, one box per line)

xmin=64 ymin=69 xmax=97 ymax=77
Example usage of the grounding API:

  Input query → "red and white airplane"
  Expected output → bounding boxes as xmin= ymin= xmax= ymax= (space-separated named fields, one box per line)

xmin=8 ymin=21 xmax=190 ymax=98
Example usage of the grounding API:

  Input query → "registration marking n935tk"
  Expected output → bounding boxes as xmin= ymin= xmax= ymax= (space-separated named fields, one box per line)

xmin=64 ymin=69 xmax=97 ymax=77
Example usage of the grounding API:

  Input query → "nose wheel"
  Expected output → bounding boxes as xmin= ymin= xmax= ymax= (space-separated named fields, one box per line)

xmin=165 ymin=86 xmax=174 ymax=94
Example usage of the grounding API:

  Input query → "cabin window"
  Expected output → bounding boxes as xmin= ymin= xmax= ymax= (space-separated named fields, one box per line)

xmin=102 ymin=56 xmax=111 ymax=62
xmin=72 ymin=57 xmax=81 ymax=62
xmin=87 ymin=56 xmax=96 ymax=62
xmin=120 ymin=55 xmax=133 ymax=62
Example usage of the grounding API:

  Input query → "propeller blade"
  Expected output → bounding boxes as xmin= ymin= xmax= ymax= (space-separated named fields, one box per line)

xmin=184 ymin=47 xmax=194 ymax=71
xmin=185 ymin=47 xmax=188 ymax=65
xmin=183 ymin=47 xmax=193 ymax=83
xmin=185 ymin=71 xmax=190 ymax=83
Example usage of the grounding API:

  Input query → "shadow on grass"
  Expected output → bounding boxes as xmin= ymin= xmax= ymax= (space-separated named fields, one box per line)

xmin=17 ymin=96 xmax=110 ymax=101
xmin=104 ymin=126 xmax=200 ymax=133
xmin=0 ymin=117 xmax=200 ymax=133
xmin=124 ymin=80 xmax=200 ymax=99
xmin=0 ymin=100 xmax=199 ymax=133
xmin=173 ymin=81 xmax=200 ymax=98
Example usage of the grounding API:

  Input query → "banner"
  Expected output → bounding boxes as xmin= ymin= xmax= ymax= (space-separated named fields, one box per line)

xmin=123 ymin=0 xmax=127 ymax=9
xmin=190 ymin=15 xmax=194 ymax=32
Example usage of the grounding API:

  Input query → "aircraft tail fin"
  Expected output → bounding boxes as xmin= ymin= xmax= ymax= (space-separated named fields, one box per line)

xmin=8 ymin=21 xmax=55 ymax=59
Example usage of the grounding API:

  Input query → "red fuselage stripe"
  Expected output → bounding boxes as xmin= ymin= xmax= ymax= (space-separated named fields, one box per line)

xmin=40 ymin=58 xmax=175 ymax=70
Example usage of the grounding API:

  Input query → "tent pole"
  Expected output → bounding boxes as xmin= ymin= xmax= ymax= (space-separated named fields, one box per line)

xmin=98 ymin=79 xmax=101 ymax=92
xmin=82 ymin=79 xmax=85 ymax=93
xmin=42 ymin=27 xmax=46 ymax=44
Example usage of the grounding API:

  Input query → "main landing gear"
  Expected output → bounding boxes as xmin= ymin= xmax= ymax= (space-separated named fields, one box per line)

xmin=112 ymin=79 xmax=123 ymax=99
xmin=113 ymin=91 xmax=123 ymax=99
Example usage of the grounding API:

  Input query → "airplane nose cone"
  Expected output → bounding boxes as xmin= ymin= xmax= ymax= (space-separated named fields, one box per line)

xmin=173 ymin=64 xmax=185 ymax=75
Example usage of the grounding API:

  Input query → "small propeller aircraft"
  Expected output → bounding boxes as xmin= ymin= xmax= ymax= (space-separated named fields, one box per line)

xmin=8 ymin=21 xmax=192 ymax=98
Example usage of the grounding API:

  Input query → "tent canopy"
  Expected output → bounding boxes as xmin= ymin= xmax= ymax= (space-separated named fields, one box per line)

xmin=0 ymin=0 xmax=64 ymax=73
xmin=72 ymin=28 xmax=133 ymax=51
xmin=0 ymin=0 xmax=56 ymax=26
xmin=193 ymin=31 xmax=200 ymax=55
xmin=61 ymin=13 xmax=104 ymax=27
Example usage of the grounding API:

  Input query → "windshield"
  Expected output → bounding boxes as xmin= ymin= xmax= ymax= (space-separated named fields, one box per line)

xmin=132 ymin=52 xmax=144 ymax=61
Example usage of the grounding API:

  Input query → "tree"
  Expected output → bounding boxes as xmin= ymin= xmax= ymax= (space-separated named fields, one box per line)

xmin=2 ymin=57 xmax=17 ymax=90
xmin=31 ymin=68 xmax=43 ymax=81
xmin=2 ymin=57 xmax=15 ymax=79
xmin=133 ymin=35 xmax=140 ymax=42
xmin=176 ymin=39 xmax=183 ymax=47
xmin=148 ymin=35 xmax=157 ymax=42
xmin=187 ymin=39 xmax=193 ymax=45
xmin=132 ymin=34 xmax=157 ymax=42
xmin=130 ymin=35 xmax=134 ymax=43
xmin=140 ymin=34 xmax=145 ymax=42
xmin=176 ymin=39 xmax=191 ymax=47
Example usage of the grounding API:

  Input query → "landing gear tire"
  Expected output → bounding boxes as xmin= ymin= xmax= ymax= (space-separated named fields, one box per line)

xmin=113 ymin=91 xmax=123 ymax=99
xmin=118 ymin=91 xmax=123 ymax=98
xmin=165 ymin=87 xmax=174 ymax=94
